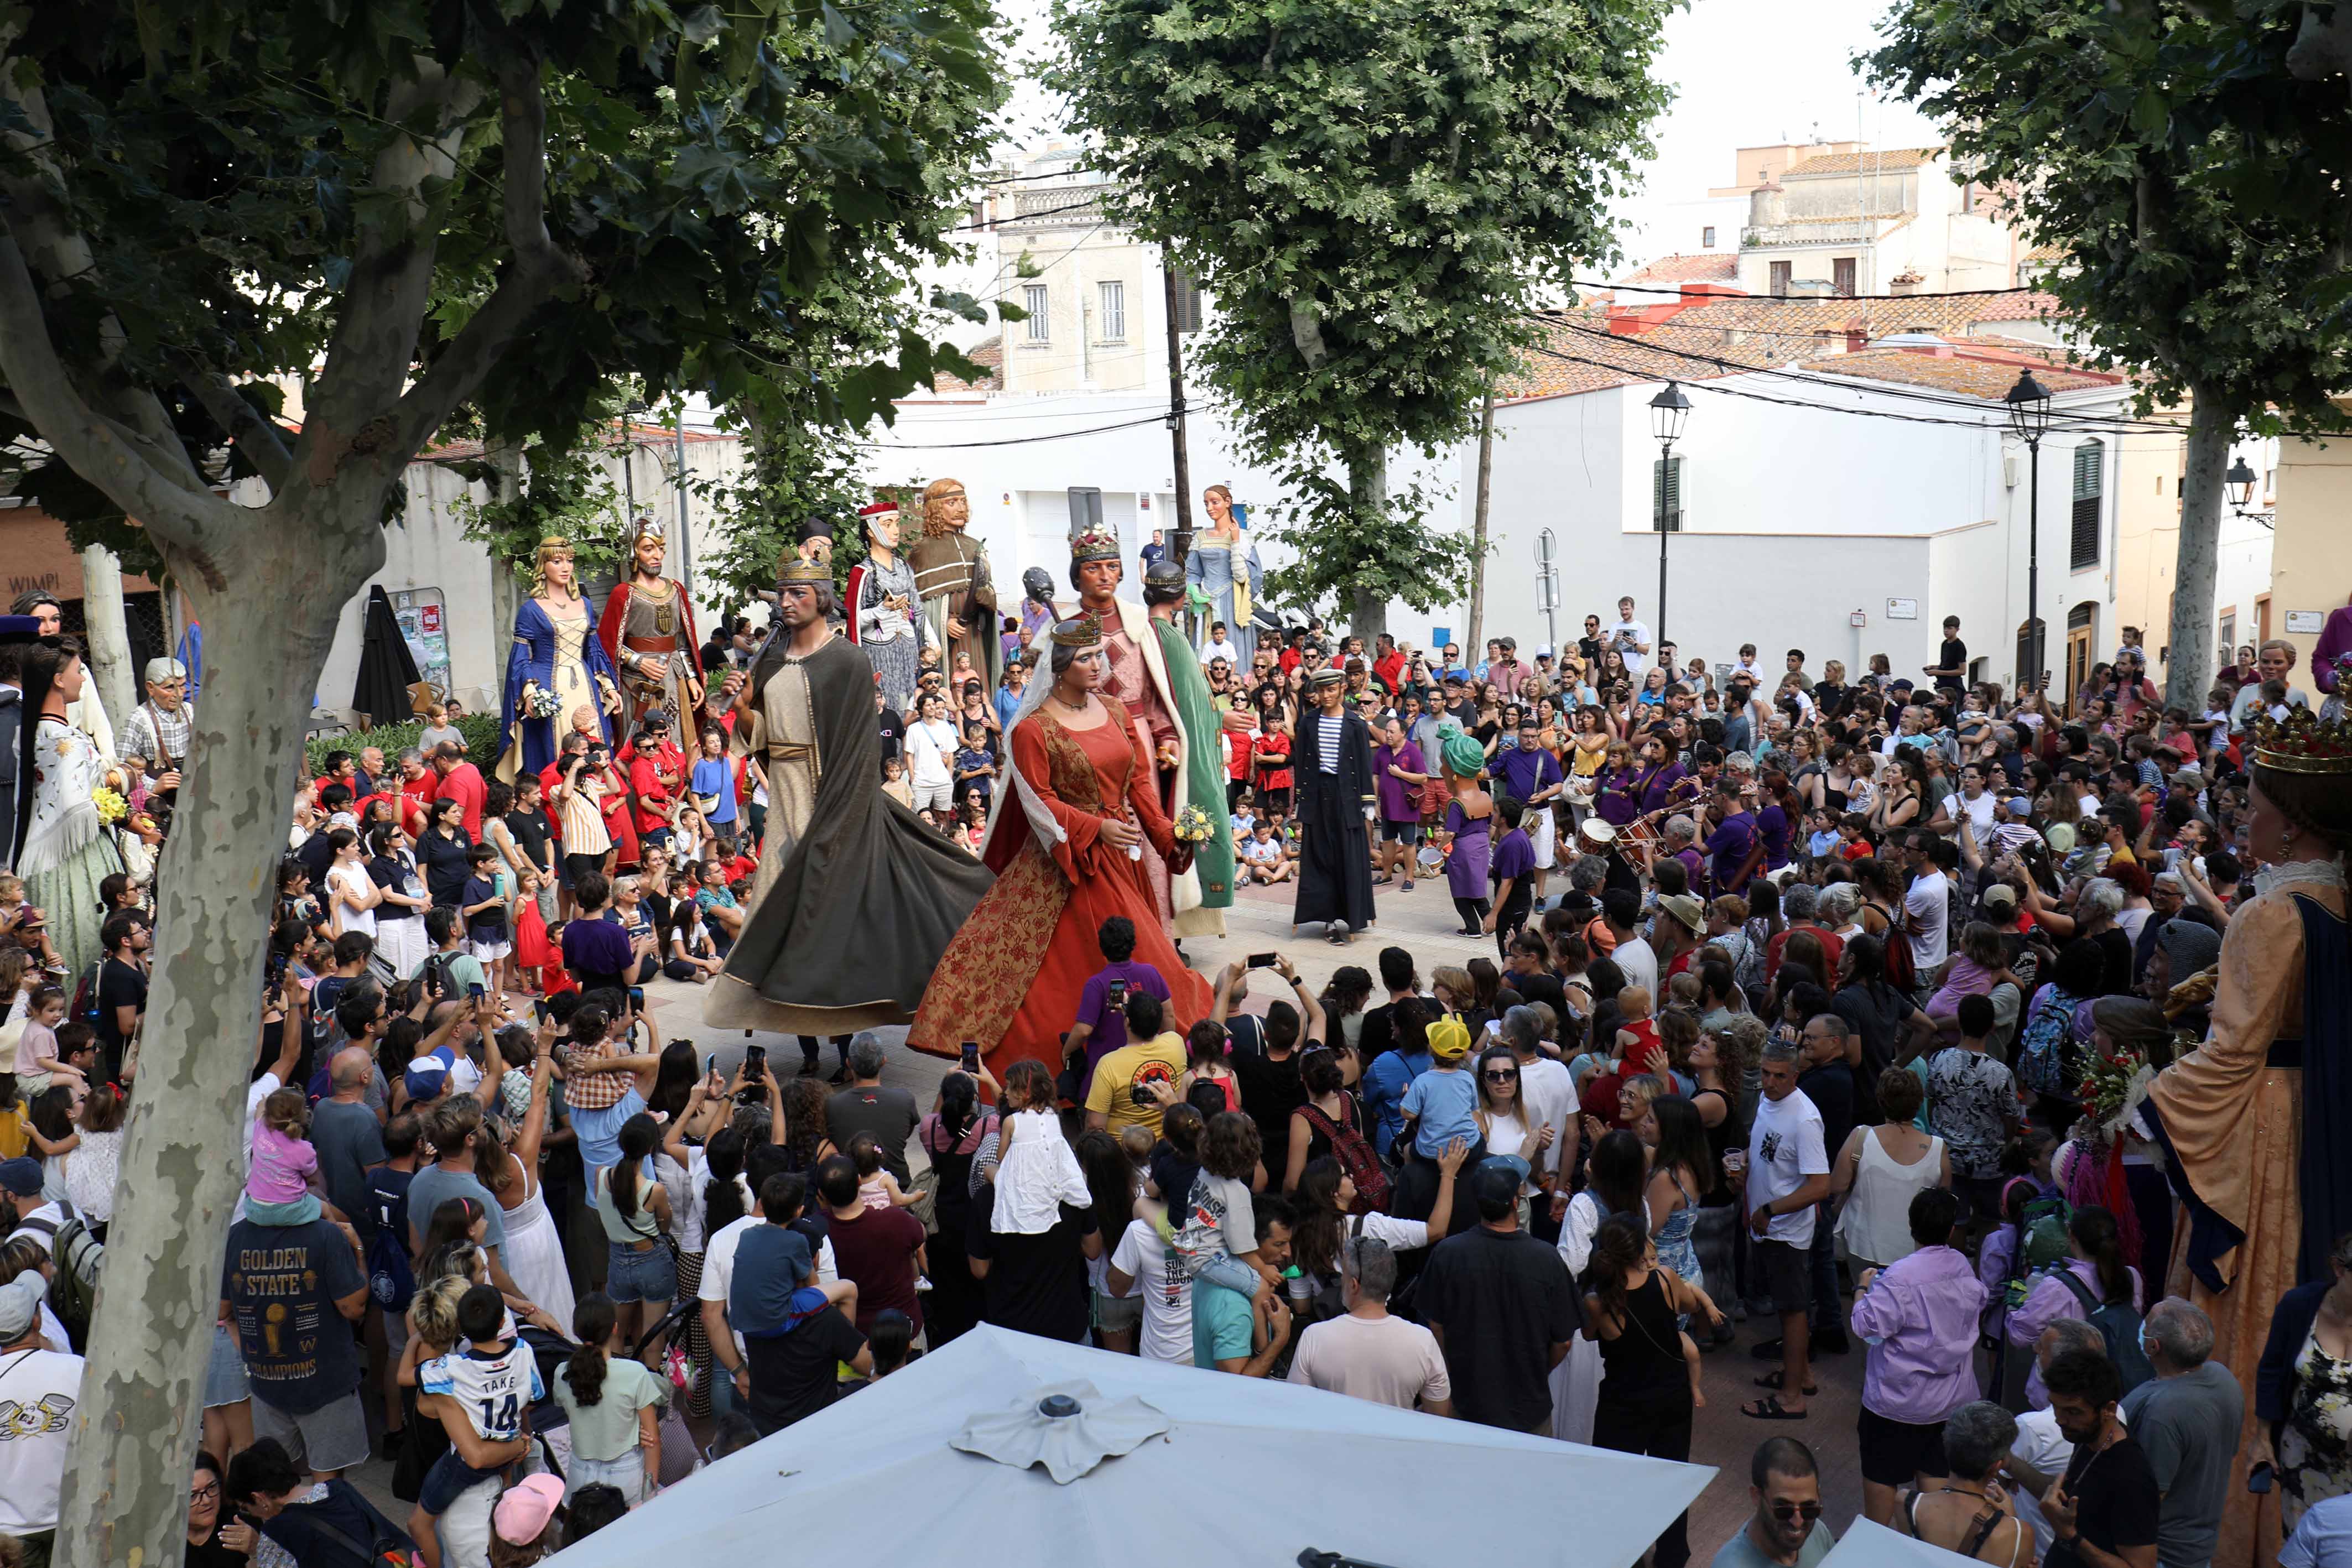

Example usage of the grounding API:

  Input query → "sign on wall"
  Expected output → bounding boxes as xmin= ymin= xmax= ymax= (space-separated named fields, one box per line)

xmin=1885 ymin=598 xmax=1919 ymax=621
xmin=2285 ymin=609 xmax=2327 ymax=635
xmin=393 ymin=586 xmax=452 ymax=697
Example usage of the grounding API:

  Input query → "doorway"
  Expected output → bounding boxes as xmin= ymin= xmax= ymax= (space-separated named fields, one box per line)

xmin=2064 ymin=602 xmax=2098 ymax=712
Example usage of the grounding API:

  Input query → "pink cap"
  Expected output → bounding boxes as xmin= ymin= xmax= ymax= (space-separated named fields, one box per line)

xmin=492 ymin=1473 xmax=567 ymax=1544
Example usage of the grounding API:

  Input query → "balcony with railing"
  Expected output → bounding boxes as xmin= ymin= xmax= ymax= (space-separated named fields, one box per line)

xmin=1741 ymin=214 xmax=1905 ymax=249
xmin=998 ymin=182 xmax=1117 ymax=231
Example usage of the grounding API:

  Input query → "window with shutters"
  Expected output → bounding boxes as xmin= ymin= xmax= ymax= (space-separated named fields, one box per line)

xmin=1653 ymin=455 xmax=1684 ymax=533
xmin=1023 ymin=284 xmax=1050 ymax=341
xmin=1097 ymin=280 xmax=1125 ymax=341
xmin=1833 ymin=257 xmax=1856 ymax=296
xmin=1172 ymin=271 xmax=1204 ymax=335
xmin=2070 ymin=440 xmax=2104 ymax=569
xmin=1769 ymin=261 xmax=1791 ymax=296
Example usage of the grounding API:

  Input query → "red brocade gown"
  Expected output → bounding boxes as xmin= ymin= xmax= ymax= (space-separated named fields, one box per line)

xmin=909 ymin=695 xmax=1211 ymax=1083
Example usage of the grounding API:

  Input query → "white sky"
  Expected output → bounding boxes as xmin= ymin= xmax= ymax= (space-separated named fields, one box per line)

xmin=985 ymin=0 xmax=1947 ymax=262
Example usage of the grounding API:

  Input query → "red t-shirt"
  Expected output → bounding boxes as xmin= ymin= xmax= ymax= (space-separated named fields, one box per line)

xmin=1252 ymin=731 xmax=1294 ymax=791
xmin=398 ymin=775 xmax=439 ymax=835
xmin=1375 ymin=649 xmax=1407 ymax=695
xmin=629 ymin=753 xmax=672 ymax=835
xmin=434 ymin=763 xmax=487 ymax=840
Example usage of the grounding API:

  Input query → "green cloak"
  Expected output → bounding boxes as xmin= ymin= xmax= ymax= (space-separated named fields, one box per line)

xmin=1152 ymin=614 xmax=1236 ymax=912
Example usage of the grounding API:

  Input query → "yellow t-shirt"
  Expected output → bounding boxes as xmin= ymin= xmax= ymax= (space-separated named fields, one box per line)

xmin=1084 ymin=1033 xmax=1187 ymax=1135
xmin=0 ymin=1105 xmax=29 ymax=1161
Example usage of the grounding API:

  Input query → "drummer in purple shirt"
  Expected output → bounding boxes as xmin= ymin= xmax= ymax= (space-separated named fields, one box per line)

xmin=1631 ymin=733 xmax=1693 ymax=816
xmin=1703 ymin=777 xmax=1760 ymax=894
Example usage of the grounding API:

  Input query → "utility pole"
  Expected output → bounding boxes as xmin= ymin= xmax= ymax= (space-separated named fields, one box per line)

xmin=672 ymin=402 xmax=694 ymax=602
xmin=1163 ymin=260 xmax=1194 ymax=567
xmin=1466 ymin=383 xmax=1496 ymax=655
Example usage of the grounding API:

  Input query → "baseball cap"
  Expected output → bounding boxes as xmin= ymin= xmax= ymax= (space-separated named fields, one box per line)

xmin=1981 ymin=883 xmax=2018 ymax=913
xmin=0 ymin=1277 xmax=44 ymax=1342
xmin=404 ymin=1047 xmax=454 ymax=1103
xmin=1426 ymin=1017 xmax=1473 ymax=1062
xmin=1657 ymin=893 xmax=1706 ymax=934
xmin=0 ymin=1159 xmax=42 ymax=1197
xmin=1470 ymin=1161 xmax=1522 ymax=1213
xmin=2005 ymin=797 xmax=2033 ymax=816
xmin=492 ymin=1473 xmax=566 ymax=1545
xmin=2170 ymin=768 xmax=2204 ymax=789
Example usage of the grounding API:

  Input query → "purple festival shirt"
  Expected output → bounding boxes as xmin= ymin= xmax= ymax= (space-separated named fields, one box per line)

xmin=1373 ymin=742 xmax=1427 ymax=824
xmin=1849 ymin=1243 xmax=1987 ymax=1423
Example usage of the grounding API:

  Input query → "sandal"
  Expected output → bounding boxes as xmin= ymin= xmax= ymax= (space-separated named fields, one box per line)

xmin=1753 ymin=1370 xmax=1817 ymax=1394
xmin=1740 ymin=1395 xmax=1809 ymax=1421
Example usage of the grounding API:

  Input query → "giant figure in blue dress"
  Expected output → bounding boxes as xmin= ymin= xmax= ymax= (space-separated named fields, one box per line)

xmin=497 ymin=536 xmax=623 ymax=783
xmin=1184 ymin=485 xmax=1264 ymax=665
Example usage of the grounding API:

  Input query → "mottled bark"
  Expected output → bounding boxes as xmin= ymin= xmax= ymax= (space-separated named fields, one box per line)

xmin=77 ymin=543 xmax=136 ymax=722
xmin=2166 ymin=389 xmax=2229 ymax=710
xmin=1348 ymin=441 xmax=1388 ymax=643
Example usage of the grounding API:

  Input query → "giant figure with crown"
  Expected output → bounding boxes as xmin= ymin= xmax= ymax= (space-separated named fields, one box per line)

xmin=2136 ymin=706 xmax=2352 ymax=1565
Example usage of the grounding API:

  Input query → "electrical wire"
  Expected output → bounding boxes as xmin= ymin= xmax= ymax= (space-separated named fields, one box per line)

xmin=949 ymin=196 xmax=1105 ymax=231
xmin=1571 ymin=276 xmax=2057 ymax=303
xmin=847 ymin=411 xmax=1174 ymax=450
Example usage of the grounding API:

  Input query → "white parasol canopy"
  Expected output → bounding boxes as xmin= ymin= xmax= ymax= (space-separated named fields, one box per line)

xmin=550 ymin=1325 xmax=1715 ymax=1567
xmin=1820 ymin=1517 xmax=1985 ymax=1566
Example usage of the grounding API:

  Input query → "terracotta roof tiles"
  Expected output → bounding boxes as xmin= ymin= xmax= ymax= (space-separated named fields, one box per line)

xmin=1781 ymin=148 xmax=1940 ymax=177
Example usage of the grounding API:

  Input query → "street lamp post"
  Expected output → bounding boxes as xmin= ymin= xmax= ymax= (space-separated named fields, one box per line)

xmin=2003 ymin=369 xmax=2053 ymax=692
xmin=1649 ymin=381 xmax=1690 ymax=648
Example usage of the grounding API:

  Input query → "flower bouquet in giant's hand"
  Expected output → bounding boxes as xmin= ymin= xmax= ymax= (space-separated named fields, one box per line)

xmin=1173 ymin=804 xmax=1215 ymax=844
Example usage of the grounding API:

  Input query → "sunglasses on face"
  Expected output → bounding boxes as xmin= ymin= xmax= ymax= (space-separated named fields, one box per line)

xmin=1769 ymin=1501 xmax=1824 ymax=1523
xmin=1484 ymin=1068 xmax=1518 ymax=1082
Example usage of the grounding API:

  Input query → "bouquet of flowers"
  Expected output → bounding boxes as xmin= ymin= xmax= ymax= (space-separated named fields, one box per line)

xmin=2078 ymin=1041 xmax=2156 ymax=1141
xmin=521 ymin=680 xmax=563 ymax=720
xmin=91 ymin=785 xmax=128 ymax=826
xmin=1173 ymin=804 xmax=1215 ymax=843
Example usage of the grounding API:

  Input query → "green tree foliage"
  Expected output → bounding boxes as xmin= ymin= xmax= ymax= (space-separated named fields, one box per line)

xmin=1868 ymin=0 xmax=2352 ymax=705
xmin=1048 ymin=0 xmax=1675 ymax=635
xmin=0 ymin=3 xmax=1003 ymax=1561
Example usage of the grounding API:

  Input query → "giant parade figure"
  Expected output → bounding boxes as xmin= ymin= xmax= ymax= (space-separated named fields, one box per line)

xmin=907 ymin=477 xmax=999 ymax=693
xmin=844 ymin=497 xmax=929 ymax=717
xmin=1142 ymin=556 xmax=1240 ymax=936
xmin=598 ymin=516 xmax=708 ymax=752
xmin=498 ymin=536 xmax=622 ymax=783
xmin=704 ymin=554 xmax=992 ymax=1036
xmin=907 ymin=611 xmax=1212 ymax=1081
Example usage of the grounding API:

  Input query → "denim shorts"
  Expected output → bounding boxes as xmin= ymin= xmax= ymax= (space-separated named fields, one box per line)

xmin=564 ymin=1450 xmax=648 ymax=1506
xmin=204 ymin=1322 xmax=249 ymax=1409
xmin=606 ymin=1240 xmax=677 ymax=1305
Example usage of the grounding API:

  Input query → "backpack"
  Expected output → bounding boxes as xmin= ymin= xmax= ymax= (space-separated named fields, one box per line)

xmin=18 ymin=1200 xmax=102 ymax=1350
xmin=2017 ymin=1194 xmax=2073 ymax=1275
xmin=365 ymin=1168 xmax=415 ymax=1314
xmin=419 ymin=951 xmax=466 ymax=1007
xmin=2016 ymin=986 xmax=2079 ymax=1099
xmin=1297 ymin=1098 xmax=1389 ymax=1216
xmin=2056 ymin=1266 xmax=2155 ymax=1394
xmin=67 ymin=961 xmax=103 ymax=1029
xmin=1869 ymin=903 xmax=1919 ymax=990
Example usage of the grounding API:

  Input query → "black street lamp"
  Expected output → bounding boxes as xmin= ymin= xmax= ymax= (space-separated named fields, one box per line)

xmin=2003 ymin=368 xmax=2053 ymax=691
xmin=1649 ymin=381 xmax=1690 ymax=647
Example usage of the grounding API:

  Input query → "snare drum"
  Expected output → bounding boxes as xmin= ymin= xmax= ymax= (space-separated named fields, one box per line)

xmin=1619 ymin=814 xmax=1664 ymax=858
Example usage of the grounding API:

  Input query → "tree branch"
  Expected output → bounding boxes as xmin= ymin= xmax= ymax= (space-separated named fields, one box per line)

xmin=177 ymin=366 xmax=293 ymax=491
xmin=0 ymin=232 xmax=236 ymax=567
xmin=391 ymin=51 xmax=586 ymax=461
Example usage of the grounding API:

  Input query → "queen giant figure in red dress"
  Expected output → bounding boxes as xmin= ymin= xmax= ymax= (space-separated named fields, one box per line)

xmin=908 ymin=613 xmax=1212 ymax=1082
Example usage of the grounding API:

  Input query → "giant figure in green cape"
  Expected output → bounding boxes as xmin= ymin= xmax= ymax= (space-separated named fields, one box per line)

xmin=1143 ymin=557 xmax=1239 ymax=928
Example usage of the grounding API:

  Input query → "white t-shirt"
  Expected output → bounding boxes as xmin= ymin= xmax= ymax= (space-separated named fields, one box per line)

xmin=1201 ymin=637 xmax=1239 ymax=669
xmin=1941 ymin=791 xmax=1996 ymax=840
xmin=0 ymin=1347 xmax=83 ymax=1531
xmin=1287 ymin=1312 xmax=1449 ymax=1411
xmin=1109 ymin=1217 xmax=1194 ymax=1364
xmin=677 ymin=1145 xmax=754 ymax=1254
xmin=1746 ymin=1088 xmax=1829 ymax=1246
xmin=906 ymin=718 xmax=957 ymax=788
xmin=1609 ymin=618 xmax=1653 ymax=674
xmin=1516 ymin=1056 xmax=1576 ymax=1180
xmin=700 ymin=1212 xmax=837 ymax=1363
xmin=1612 ymin=937 xmax=1659 ymax=1000
xmin=1905 ymin=868 xmax=1951 ymax=971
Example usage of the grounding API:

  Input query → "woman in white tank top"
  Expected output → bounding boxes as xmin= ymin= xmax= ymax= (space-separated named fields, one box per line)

xmin=1830 ymin=1069 xmax=1949 ymax=1271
